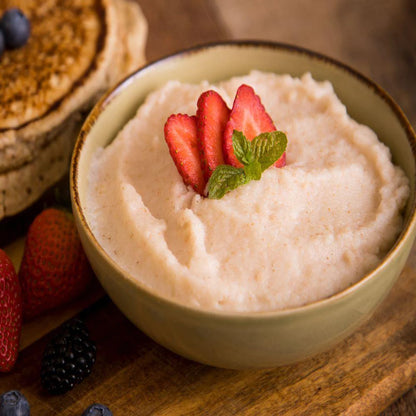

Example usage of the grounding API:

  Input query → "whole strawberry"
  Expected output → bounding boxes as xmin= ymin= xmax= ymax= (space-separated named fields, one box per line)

xmin=19 ymin=208 xmax=93 ymax=320
xmin=0 ymin=249 xmax=22 ymax=372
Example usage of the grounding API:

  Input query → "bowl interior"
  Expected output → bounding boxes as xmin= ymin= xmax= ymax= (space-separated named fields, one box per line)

xmin=75 ymin=42 xmax=416 ymax=231
xmin=73 ymin=42 xmax=416 ymax=318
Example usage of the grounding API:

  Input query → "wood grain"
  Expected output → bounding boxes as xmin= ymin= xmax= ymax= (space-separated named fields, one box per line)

xmin=2 ymin=254 xmax=416 ymax=415
xmin=1 ymin=0 xmax=415 ymax=414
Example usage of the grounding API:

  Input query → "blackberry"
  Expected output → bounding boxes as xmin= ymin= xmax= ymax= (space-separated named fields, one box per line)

xmin=82 ymin=403 xmax=113 ymax=416
xmin=41 ymin=318 xmax=96 ymax=395
xmin=0 ymin=390 xmax=30 ymax=416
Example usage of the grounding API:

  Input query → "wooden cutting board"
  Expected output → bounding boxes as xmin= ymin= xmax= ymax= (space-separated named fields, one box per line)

xmin=1 ymin=0 xmax=416 ymax=414
xmin=1 ymin=242 xmax=416 ymax=415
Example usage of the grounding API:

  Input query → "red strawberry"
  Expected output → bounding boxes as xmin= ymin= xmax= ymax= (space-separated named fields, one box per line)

xmin=0 ymin=249 xmax=22 ymax=372
xmin=19 ymin=208 xmax=93 ymax=320
xmin=223 ymin=84 xmax=286 ymax=168
xmin=164 ymin=114 xmax=206 ymax=195
xmin=196 ymin=90 xmax=230 ymax=180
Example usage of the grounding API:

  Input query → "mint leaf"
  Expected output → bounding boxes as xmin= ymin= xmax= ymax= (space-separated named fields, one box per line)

xmin=232 ymin=130 xmax=254 ymax=165
xmin=207 ymin=165 xmax=247 ymax=199
xmin=207 ymin=130 xmax=287 ymax=199
xmin=251 ymin=131 xmax=287 ymax=170
xmin=244 ymin=159 xmax=262 ymax=180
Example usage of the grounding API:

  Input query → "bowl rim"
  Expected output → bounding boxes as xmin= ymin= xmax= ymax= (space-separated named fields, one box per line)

xmin=71 ymin=39 xmax=416 ymax=320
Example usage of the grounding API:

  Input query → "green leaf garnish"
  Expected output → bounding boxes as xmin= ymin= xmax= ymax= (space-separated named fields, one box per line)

xmin=207 ymin=130 xmax=287 ymax=199
xmin=206 ymin=165 xmax=248 ymax=199
xmin=243 ymin=159 xmax=262 ymax=180
xmin=252 ymin=131 xmax=287 ymax=171
xmin=233 ymin=130 xmax=254 ymax=165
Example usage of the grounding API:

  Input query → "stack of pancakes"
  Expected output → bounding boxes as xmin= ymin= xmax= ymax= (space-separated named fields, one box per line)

xmin=0 ymin=0 xmax=147 ymax=219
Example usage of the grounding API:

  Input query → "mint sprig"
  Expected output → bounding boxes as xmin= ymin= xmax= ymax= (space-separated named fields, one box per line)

xmin=207 ymin=130 xmax=287 ymax=199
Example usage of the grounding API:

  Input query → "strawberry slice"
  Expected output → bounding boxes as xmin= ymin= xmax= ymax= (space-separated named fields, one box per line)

xmin=223 ymin=84 xmax=286 ymax=168
xmin=0 ymin=249 xmax=22 ymax=372
xmin=164 ymin=114 xmax=206 ymax=195
xmin=196 ymin=90 xmax=230 ymax=180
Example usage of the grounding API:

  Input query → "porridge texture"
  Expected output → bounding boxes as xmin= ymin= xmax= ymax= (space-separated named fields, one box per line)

xmin=86 ymin=71 xmax=409 ymax=312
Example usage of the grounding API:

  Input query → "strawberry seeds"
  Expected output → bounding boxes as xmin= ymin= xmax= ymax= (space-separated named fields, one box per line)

xmin=164 ymin=84 xmax=286 ymax=197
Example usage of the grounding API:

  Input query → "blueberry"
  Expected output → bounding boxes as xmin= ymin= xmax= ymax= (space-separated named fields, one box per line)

xmin=81 ymin=403 xmax=112 ymax=416
xmin=0 ymin=8 xmax=30 ymax=49
xmin=0 ymin=390 xmax=30 ymax=416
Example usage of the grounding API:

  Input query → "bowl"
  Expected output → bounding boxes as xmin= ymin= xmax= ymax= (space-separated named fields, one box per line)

xmin=70 ymin=41 xmax=416 ymax=369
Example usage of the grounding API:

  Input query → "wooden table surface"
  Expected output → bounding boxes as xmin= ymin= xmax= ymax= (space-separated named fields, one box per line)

xmin=2 ymin=0 xmax=416 ymax=415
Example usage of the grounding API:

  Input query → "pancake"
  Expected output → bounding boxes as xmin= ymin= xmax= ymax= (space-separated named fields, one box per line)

xmin=0 ymin=0 xmax=147 ymax=219
xmin=0 ymin=0 xmax=103 ymax=130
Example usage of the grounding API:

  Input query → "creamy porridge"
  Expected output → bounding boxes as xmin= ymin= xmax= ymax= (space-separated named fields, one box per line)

xmin=85 ymin=71 xmax=409 ymax=312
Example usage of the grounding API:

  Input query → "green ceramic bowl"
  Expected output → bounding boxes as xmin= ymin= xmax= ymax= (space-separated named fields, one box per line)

xmin=71 ymin=41 xmax=416 ymax=369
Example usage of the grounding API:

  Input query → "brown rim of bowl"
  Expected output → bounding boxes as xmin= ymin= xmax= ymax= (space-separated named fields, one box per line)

xmin=71 ymin=40 xmax=416 ymax=320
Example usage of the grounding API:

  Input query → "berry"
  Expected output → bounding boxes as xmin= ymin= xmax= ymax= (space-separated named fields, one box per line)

xmin=164 ymin=114 xmax=206 ymax=195
xmin=223 ymin=84 xmax=286 ymax=168
xmin=0 ymin=250 xmax=22 ymax=372
xmin=0 ymin=8 xmax=30 ymax=50
xmin=41 ymin=318 xmax=96 ymax=395
xmin=0 ymin=390 xmax=30 ymax=416
xmin=0 ymin=30 xmax=4 ymax=58
xmin=19 ymin=208 xmax=93 ymax=320
xmin=196 ymin=90 xmax=230 ymax=181
xmin=82 ymin=403 xmax=113 ymax=416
